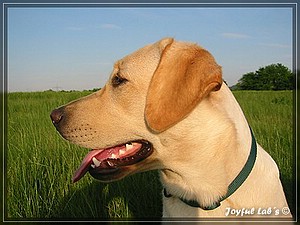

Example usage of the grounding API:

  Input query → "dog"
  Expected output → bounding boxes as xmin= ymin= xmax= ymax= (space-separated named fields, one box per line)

xmin=50 ymin=38 xmax=291 ymax=218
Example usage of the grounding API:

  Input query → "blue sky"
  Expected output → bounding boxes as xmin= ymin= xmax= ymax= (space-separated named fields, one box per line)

xmin=7 ymin=6 xmax=293 ymax=92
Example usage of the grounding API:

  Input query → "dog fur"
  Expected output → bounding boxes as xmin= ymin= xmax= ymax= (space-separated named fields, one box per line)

xmin=51 ymin=38 xmax=292 ymax=218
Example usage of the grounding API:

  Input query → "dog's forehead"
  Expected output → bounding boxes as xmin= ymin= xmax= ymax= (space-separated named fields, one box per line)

xmin=116 ymin=43 xmax=161 ymax=70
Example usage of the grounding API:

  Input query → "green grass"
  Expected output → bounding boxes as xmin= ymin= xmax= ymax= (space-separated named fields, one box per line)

xmin=5 ymin=90 xmax=295 ymax=220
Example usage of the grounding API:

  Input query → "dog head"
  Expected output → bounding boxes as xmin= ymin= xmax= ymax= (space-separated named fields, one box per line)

xmin=50 ymin=38 xmax=222 ymax=182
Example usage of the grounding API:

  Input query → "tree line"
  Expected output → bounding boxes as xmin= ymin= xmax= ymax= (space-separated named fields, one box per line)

xmin=232 ymin=63 xmax=295 ymax=90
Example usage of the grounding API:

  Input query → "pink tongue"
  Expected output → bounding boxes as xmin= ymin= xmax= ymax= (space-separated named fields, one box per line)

xmin=72 ymin=149 xmax=103 ymax=183
xmin=72 ymin=143 xmax=141 ymax=183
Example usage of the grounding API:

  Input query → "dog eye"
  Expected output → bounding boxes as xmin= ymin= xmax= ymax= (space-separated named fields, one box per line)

xmin=112 ymin=74 xmax=128 ymax=87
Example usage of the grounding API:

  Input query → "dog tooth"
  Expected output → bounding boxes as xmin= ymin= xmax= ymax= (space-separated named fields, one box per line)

xmin=126 ymin=143 xmax=134 ymax=151
xmin=119 ymin=149 xmax=126 ymax=156
xmin=92 ymin=157 xmax=101 ymax=167
xmin=91 ymin=164 xmax=95 ymax=168
xmin=107 ymin=161 xmax=114 ymax=167
xmin=111 ymin=153 xmax=117 ymax=159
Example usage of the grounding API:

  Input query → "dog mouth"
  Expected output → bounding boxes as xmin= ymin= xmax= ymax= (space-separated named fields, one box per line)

xmin=72 ymin=140 xmax=153 ymax=183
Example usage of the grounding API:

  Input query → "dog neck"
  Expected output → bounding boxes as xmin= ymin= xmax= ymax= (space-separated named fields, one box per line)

xmin=159 ymin=83 xmax=253 ymax=209
xmin=162 ymin=127 xmax=257 ymax=210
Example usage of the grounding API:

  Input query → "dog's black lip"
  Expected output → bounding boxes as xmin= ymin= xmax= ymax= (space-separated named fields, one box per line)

xmin=88 ymin=140 xmax=153 ymax=181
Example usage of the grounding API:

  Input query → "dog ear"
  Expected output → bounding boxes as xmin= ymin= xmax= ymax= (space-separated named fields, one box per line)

xmin=145 ymin=40 xmax=222 ymax=133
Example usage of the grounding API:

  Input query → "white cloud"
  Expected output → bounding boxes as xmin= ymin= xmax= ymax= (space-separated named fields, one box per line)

xmin=100 ymin=23 xmax=121 ymax=30
xmin=221 ymin=32 xmax=251 ymax=39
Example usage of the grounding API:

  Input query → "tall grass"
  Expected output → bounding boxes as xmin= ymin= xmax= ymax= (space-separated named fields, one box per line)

xmin=6 ymin=90 xmax=162 ymax=220
xmin=5 ymin=90 xmax=295 ymax=220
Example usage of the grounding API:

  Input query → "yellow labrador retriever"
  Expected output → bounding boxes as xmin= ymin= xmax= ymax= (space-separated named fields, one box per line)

xmin=50 ymin=38 xmax=291 ymax=218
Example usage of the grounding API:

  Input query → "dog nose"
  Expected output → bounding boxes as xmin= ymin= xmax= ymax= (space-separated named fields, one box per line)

xmin=50 ymin=108 xmax=64 ymax=126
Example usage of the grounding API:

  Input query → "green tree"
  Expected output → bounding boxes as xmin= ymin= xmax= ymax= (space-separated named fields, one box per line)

xmin=236 ymin=63 xmax=294 ymax=90
xmin=236 ymin=72 xmax=258 ymax=90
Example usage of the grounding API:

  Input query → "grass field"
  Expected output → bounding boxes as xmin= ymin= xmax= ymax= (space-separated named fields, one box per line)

xmin=5 ymin=90 xmax=295 ymax=220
